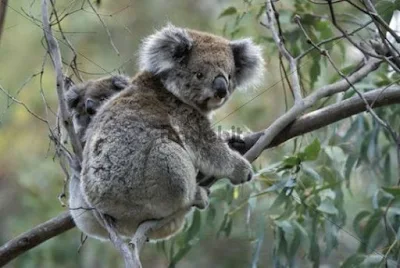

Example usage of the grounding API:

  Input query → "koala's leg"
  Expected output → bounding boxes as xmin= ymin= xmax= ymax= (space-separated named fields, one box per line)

xmin=69 ymin=174 xmax=109 ymax=241
xmin=131 ymin=208 xmax=191 ymax=249
xmin=117 ymin=139 xmax=200 ymax=240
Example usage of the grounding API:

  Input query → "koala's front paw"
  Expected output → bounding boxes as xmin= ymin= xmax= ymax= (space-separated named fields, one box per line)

xmin=192 ymin=186 xmax=209 ymax=210
xmin=230 ymin=158 xmax=253 ymax=185
xmin=226 ymin=136 xmax=247 ymax=155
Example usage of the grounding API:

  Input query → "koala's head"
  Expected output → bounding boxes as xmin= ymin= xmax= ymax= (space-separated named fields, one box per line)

xmin=139 ymin=24 xmax=264 ymax=113
xmin=65 ymin=75 xmax=130 ymax=136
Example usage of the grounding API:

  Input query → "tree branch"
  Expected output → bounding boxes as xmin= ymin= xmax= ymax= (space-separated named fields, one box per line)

xmin=263 ymin=0 xmax=302 ymax=103
xmin=0 ymin=0 xmax=8 ymax=44
xmin=0 ymin=212 xmax=74 ymax=266
xmin=2 ymin=85 xmax=400 ymax=265
xmin=41 ymin=0 xmax=83 ymax=162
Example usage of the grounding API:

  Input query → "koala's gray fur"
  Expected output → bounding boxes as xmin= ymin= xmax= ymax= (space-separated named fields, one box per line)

xmin=74 ymin=24 xmax=264 ymax=241
xmin=65 ymin=75 xmax=130 ymax=146
xmin=66 ymin=75 xmax=130 ymax=240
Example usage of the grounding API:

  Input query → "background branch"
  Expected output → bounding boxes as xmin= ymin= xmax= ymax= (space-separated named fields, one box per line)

xmin=0 ymin=0 xmax=7 ymax=44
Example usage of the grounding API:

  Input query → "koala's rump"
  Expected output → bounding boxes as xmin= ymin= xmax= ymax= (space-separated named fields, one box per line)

xmin=81 ymin=94 xmax=196 ymax=234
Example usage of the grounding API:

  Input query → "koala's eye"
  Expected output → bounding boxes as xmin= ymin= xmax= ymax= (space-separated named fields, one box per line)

xmin=228 ymin=74 xmax=232 ymax=80
xmin=100 ymin=96 xmax=107 ymax=101
xmin=195 ymin=72 xmax=204 ymax=80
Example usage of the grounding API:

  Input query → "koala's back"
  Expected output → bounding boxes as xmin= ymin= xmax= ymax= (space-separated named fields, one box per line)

xmin=81 ymin=74 xmax=196 ymax=231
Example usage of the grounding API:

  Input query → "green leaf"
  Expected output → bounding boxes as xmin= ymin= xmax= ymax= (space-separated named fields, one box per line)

xmin=317 ymin=199 xmax=338 ymax=215
xmin=281 ymin=156 xmax=301 ymax=169
xmin=384 ymin=154 xmax=391 ymax=185
xmin=352 ymin=210 xmax=370 ymax=239
xmin=376 ymin=0 xmax=395 ymax=24
xmin=218 ymin=6 xmax=237 ymax=19
xmin=302 ymin=165 xmax=322 ymax=181
xmin=341 ymin=254 xmax=366 ymax=268
xmin=169 ymin=244 xmax=192 ymax=268
xmin=269 ymin=190 xmax=289 ymax=211
xmin=300 ymin=138 xmax=321 ymax=161
xmin=276 ymin=220 xmax=295 ymax=248
xmin=382 ymin=186 xmax=400 ymax=197
xmin=309 ymin=214 xmax=320 ymax=267
xmin=344 ymin=154 xmax=358 ymax=186
xmin=186 ymin=210 xmax=201 ymax=243
xmin=217 ymin=215 xmax=233 ymax=238
xmin=359 ymin=211 xmax=383 ymax=252
xmin=206 ymin=204 xmax=216 ymax=225
xmin=309 ymin=56 xmax=321 ymax=89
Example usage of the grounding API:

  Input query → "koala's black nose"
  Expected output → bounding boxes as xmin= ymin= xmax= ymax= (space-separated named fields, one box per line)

xmin=213 ymin=76 xmax=228 ymax=98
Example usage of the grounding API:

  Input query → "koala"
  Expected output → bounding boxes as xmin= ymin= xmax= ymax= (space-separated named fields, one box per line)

xmin=65 ymin=75 xmax=130 ymax=146
xmin=74 ymin=24 xmax=264 ymax=242
xmin=66 ymin=75 xmax=130 ymax=241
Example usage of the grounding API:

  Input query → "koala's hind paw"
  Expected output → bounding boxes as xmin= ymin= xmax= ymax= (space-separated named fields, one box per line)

xmin=192 ymin=186 xmax=209 ymax=210
xmin=231 ymin=159 xmax=253 ymax=185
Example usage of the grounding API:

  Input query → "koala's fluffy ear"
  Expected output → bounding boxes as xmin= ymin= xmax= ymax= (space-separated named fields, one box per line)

xmin=139 ymin=24 xmax=193 ymax=74
xmin=230 ymin=39 xmax=264 ymax=89
xmin=64 ymin=86 xmax=81 ymax=110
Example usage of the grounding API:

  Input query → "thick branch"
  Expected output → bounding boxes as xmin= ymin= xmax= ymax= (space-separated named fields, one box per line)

xmin=2 ymin=85 xmax=400 ymax=265
xmin=241 ymin=86 xmax=400 ymax=154
xmin=0 ymin=212 xmax=74 ymax=266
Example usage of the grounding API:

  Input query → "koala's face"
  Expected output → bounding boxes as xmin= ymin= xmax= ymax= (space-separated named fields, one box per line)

xmin=139 ymin=25 xmax=265 ymax=113
xmin=65 ymin=75 xmax=130 ymax=135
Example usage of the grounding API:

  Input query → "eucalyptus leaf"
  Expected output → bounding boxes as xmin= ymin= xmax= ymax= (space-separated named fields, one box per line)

xmin=218 ymin=6 xmax=237 ymax=19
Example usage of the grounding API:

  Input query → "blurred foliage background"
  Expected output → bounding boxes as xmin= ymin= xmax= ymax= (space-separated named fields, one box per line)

xmin=1 ymin=0 xmax=400 ymax=267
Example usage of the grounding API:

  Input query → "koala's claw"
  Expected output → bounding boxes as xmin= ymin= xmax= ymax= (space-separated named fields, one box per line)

xmin=227 ymin=136 xmax=247 ymax=155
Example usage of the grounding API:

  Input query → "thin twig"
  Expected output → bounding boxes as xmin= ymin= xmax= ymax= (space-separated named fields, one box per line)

xmin=263 ymin=0 xmax=302 ymax=104
xmin=41 ymin=0 xmax=83 ymax=161
xmin=86 ymin=0 xmax=120 ymax=56
xmin=0 ymin=84 xmax=48 ymax=123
